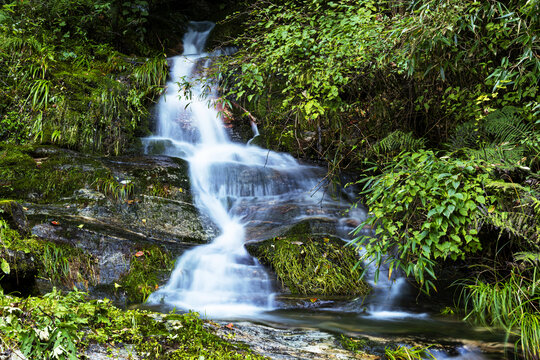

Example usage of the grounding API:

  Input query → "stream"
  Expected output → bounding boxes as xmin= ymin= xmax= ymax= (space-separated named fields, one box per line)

xmin=141 ymin=22 xmax=508 ymax=359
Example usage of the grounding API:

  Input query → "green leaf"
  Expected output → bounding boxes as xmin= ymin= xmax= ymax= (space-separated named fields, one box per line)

xmin=1 ymin=258 xmax=10 ymax=274
xmin=443 ymin=205 xmax=455 ymax=218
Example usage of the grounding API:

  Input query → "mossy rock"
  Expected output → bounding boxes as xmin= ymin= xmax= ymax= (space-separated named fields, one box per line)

xmin=0 ymin=144 xmax=112 ymax=203
xmin=246 ymin=224 xmax=370 ymax=296
xmin=0 ymin=200 xmax=29 ymax=234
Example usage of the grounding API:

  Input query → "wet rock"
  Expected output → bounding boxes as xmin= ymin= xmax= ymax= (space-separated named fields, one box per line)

xmin=83 ymin=344 xmax=139 ymax=360
xmin=0 ymin=200 xmax=29 ymax=234
xmin=215 ymin=321 xmax=379 ymax=360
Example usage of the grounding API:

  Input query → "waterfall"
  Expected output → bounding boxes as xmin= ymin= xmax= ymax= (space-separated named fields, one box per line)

xmin=144 ymin=21 xmax=339 ymax=317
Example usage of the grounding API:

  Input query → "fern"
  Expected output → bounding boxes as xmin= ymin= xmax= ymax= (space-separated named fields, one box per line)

xmin=449 ymin=107 xmax=538 ymax=168
xmin=483 ymin=106 xmax=534 ymax=145
xmin=447 ymin=121 xmax=478 ymax=149
xmin=485 ymin=210 xmax=539 ymax=244
xmin=372 ymin=130 xmax=425 ymax=157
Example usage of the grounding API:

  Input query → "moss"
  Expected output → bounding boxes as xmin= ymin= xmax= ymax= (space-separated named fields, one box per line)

xmin=0 ymin=289 xmax=268 ymax=359
xmin=248 ymin=231 xmax=370 ymax=296
xmin=0 ymin=218 xmax=98 ymax=290
xmin=0 ymin=144 xmax=113 ymax=203
xmin=120 ymin=245 xmax=174 ymax=303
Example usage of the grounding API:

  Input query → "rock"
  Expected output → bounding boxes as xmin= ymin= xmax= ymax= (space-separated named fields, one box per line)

xmin=83 ymin=344 xmax=139 ymax=360
xmin=0 ymin=200 xmax=29 ymax=234
xmin=214 ymin=321 xmax=380 ymax=360
xmin=0 ymin=145 xmax=213 ymax=301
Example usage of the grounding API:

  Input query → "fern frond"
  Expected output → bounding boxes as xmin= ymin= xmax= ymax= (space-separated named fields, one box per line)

xmin=468 ymin=144 xmax=525 ymax=166
xmin=487 ymin=180 xmax=527 ymax=193
xmin=372 ymin=130 xmax=425 ymax=156
xmin=483 ymin=106 xmax=534 ymax=145
xmin=514 ymin=252 xmax=540 ymax=266
xmin=485 ymin=210 xmax=539 ymax=243
xmin=448 ymin=121 xmax=478 ymax=149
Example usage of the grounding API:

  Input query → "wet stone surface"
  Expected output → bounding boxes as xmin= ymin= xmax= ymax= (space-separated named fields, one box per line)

xmin=214 ymin=321 xmax=379 ymax=360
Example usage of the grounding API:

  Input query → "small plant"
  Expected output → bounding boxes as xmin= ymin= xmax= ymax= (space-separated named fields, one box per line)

xmin=339 ymin=334 xmax=369 ymax=353
xmin=385 ymin=344 xmax=435 ymax=360
xmin=95 ymin=176 xmax=134 ymax=202
xmin=121 ymin=246 xmax=174 ymax=303
xmin=41 ymin=243 xmax=98 ymax=289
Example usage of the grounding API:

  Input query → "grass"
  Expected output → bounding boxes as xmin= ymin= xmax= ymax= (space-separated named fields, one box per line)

xmin=120 ymin=245 xmax=174 ymax=303
xmin=384 ymin=345 xmax=435 ymax=360
xmin=251 ymin=233 xmax=370 ymax=296
xmin=458 ymin=269 xmax=540 ymax=359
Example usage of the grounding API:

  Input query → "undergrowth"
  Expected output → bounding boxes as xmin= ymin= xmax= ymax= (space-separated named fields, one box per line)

xmin=0 ymin=288 xmax=267 ymax=360
xmin=254 ymin=235 xmax=369 ymax=296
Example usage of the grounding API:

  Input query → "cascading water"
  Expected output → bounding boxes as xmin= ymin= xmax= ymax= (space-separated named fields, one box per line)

xmin=144 ymin=21 xmax=343 ymax=317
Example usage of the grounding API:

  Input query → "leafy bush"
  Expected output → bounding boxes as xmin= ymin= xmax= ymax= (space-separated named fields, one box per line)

xmin=352 ymin=150 xmax=491 ymax=291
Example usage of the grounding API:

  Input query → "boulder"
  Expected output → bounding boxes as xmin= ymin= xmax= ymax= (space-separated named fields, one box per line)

xmin=0 ymin=200 xmax=29 ymax=234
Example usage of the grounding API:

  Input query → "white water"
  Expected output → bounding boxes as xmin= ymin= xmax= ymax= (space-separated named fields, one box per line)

xmin=145 ymin=21 xmax=337 ymax=317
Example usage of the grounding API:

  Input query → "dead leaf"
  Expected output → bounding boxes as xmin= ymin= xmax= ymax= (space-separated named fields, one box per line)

xmin=51 ymin=221 xmax=60 ymax=226
xmin=225 ymin=323 xmax=234 ymax=329
xmin=135 ymin=251 xmax=144 ymax=257
xmin=310 ymin=298 xmax=318 ymax=303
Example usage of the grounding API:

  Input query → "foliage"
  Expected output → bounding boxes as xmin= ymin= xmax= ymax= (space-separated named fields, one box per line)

xmin=252 ymin=234 xmax=370 ymax=296
xmin=217 ymin=0 xmax=538 ymax=168
xmin=0 ymin=1 xmax=170 ymax=154
xmin=459 ymin=269 xmax=540 ymax=359
xmin=351 ymin=150 xmax=490 ymax=292
xmin=384 ymin=344 xmax=435 ymax=360
xmin=0 ymin=288 xmax=267 ymax=360
xmin=120 ymin=246 xmax=174 ymax=303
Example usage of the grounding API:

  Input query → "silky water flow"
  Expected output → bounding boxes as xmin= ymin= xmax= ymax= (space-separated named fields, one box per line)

xmin=144 ymin=21 xmax=348 ymax=317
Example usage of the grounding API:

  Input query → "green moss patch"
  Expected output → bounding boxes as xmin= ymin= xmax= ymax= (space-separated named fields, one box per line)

xmin=247 ymin=231 xmax=370 ymax=296
xmin=120 ymin=245 xmax=174 ymax=303
xmin=0 ymin=144 xmax=113 ymax=203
